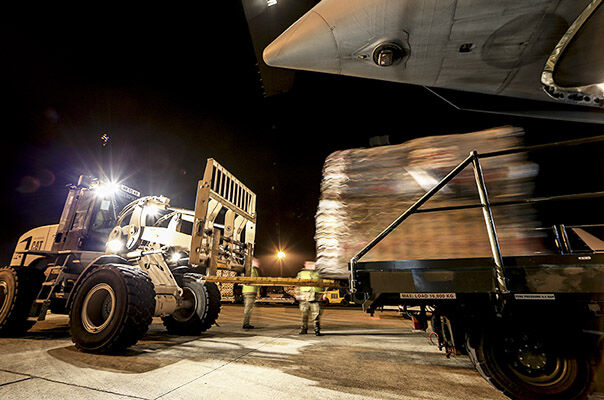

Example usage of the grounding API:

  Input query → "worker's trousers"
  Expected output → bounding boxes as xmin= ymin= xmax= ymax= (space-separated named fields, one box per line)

xmin=243 ymin=293 xmax=256 ymax=326
xmin=299 ymin=300 xmax=321 ymax=330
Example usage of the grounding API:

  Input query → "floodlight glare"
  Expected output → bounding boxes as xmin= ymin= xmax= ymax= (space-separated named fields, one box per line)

xmin=170 ymin=252 xmax=182 ymax=263
xmin=277 ymin=251 xmax=286 ymax=260
xmin=106 ymin=239 xmax=123 ymax=253
xmin=96 ymin=182 xmax=120 ymax=198
xmin=146 ymin=204 xmax=161 ymax=217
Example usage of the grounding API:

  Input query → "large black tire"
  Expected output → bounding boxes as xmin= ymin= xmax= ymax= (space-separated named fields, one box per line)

xmin=466 ymin=322 xmax=594 ymax=400
xmin=69 ymin=264 xmax=155 ymax=353
xmin=162 ymin=274 xmax=221 ymax=335
xmin=0 ymin=266 xmax=43 ymax=336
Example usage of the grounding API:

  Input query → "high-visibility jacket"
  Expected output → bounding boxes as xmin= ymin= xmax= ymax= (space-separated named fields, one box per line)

xmin=297 ymin=269 xmax=322 ymax=293
xmin=242 ymin=266 xmax=259 ymax=294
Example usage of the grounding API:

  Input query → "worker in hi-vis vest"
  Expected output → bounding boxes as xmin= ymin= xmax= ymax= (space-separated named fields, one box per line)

xmin=296 ymin=261 xmax=324 ymax=336
xmin=242 ymin=258 xmax=260 ymax=329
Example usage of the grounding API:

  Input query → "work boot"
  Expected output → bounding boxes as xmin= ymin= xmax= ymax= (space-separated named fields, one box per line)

xmin=299 ymin=328 xmax=307 ymax=334
xmin=242 ymin=324 xmax=255 ymax=330
xmin=314 ymin=329 xmax=321 ymax=336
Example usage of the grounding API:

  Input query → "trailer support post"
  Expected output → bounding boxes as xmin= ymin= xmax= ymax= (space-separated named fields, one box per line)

xmin=349 ymin=153 xmax=475 ymax=292
xmin=471 ymin=151 xmax=508 ymax=294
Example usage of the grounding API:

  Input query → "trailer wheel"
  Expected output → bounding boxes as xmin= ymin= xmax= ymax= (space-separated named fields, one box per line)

xmin=0 ymin=267 xmax=43 ymax=336
xmin=69 ymin=264 xmax=155 ymax=353
xmin=162 ymin=274 xmax=221 ymax=335
xmin=466 ymin=322 xmax=593 ymax=400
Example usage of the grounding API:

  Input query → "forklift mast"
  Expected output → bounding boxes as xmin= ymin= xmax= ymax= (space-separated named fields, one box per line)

xmin=190 ymin=159 xmax=257 ymax=276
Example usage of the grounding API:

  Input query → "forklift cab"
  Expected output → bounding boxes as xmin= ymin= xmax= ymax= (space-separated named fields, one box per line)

xmin=52 ymin=176 xmax=140 ymax=252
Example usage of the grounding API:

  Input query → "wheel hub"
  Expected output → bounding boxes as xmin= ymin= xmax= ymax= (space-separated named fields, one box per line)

xmin=517 ymin=345 xmax=548 ymax=370
xmin=504 ymin=333 xmax=568 ymax=387
xmin=172 ymin=287 xmax=198 ymax=322
xmin=81 ymin=283 xmax=116 ymax=334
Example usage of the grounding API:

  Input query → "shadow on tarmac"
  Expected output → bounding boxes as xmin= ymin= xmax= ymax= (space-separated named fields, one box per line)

xmin=23 ymin=326 xmax=71 ymax=340
xmin=6 ymin=307 xmax=600 ymax=400
xmin=45 ymin=328 xmax=264 ymax=374
xmin=40 ymin=323 xmax=493 ymax=400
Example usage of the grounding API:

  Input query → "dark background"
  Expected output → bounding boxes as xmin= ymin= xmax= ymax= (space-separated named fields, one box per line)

xmin=1 ymin=5 xmax=603 ymax=276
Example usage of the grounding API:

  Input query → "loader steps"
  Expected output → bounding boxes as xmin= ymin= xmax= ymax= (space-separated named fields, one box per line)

xmin=29 ymin=254 xmax=76 ymax=322
xmin=29 ymin=300 xmax=51 ymax=321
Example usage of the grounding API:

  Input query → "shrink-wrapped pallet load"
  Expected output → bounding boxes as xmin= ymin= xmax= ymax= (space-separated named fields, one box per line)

xmin=315 ymin=127 xmax=544 ymax=278
xmin=216 ymin=269 xmax=240 ymax=302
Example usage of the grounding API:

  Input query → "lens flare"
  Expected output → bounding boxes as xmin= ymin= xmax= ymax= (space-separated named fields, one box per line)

xmin=96 ymin=182 xmax=120 ymax=198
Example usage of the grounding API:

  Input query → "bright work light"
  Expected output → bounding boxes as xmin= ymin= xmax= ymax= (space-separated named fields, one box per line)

xmin=277 ymin=251 xmax=286 ymax=260
xmin=170 ymin=252 xmax=183 ymax=263
xmin=106 ymin=239 xmax=123 ymax=253
xmin=96 ymin=181 xmax=120 ymax=198
xmin=146 ymin=204 xmax=160 ymax=217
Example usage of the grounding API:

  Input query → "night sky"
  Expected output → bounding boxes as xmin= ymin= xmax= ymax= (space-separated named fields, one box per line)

xmin=1 ymin=6 xmax=603 ymax=276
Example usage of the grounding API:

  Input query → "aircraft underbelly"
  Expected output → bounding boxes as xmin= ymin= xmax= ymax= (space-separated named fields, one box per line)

xmin=264 ymin=0 xmax=596 ymax=104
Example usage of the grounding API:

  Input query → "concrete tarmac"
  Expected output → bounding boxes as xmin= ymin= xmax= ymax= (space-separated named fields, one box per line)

xmin=0 ymin=304 xmax=601 ymax=400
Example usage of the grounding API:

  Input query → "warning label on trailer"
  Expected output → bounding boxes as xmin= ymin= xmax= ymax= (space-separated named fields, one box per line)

xmin=514 ymin=294 xmax=555 ymax=300
xmin=400 ymin=293 xmax=456 ymax=300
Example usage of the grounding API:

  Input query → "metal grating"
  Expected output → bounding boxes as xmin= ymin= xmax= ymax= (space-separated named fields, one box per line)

xmin=210 ymin=161 xmax=256 ymax=216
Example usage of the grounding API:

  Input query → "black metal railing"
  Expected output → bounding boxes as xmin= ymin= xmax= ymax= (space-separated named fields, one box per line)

xmin=349 ymin=135 xmax=604 ymax=295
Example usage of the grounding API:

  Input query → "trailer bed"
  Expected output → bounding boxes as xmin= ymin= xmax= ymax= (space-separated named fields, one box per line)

xmin=355 ymin=253 xmax=604 ymax=296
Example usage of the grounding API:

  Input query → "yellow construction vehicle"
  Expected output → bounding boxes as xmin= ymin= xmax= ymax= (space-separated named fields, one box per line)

xmin=1 ymin=159 xmax=339 ymax=353
xmin=323 ymin=289 xmax=352 ymax=305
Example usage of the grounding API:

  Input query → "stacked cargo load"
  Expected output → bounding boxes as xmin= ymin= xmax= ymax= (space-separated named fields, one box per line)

xmin=315 ymin=126 xmax=544 ymax=278
xmin=216 ymin=269 xmax=242 ymax=303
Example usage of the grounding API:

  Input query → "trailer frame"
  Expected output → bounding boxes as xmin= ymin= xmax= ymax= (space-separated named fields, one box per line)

xmin=347 ymin=135 xmax=604 ymax=400
xmin=349 ymin=134 xmax=604 ymax=299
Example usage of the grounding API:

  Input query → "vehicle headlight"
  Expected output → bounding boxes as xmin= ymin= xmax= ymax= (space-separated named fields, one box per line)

xmin=170 ymin=252 xmax=182 ymax=263
xmin=106 ymin=239 xmax=123 ymax=253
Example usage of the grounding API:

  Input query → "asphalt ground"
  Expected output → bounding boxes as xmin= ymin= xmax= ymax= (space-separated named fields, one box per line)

xmin=0 ymin=304 xmax=601 ymax=400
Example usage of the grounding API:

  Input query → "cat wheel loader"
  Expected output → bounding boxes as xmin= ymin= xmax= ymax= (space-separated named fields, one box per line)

xmin=0 ymin=159 xmax=257 ymax=352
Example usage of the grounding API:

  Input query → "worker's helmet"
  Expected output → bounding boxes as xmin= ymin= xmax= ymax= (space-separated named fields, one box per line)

xmin=252 ymin=257 xmax=261 ymax=269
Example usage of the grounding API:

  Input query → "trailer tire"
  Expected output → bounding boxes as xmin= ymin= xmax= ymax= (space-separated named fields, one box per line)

xmin=162 ymin=274 xmax=221 ymax=335
xmin=466 ymin=322 xmax=593 ymax=400
xmin=0 ymin=267 xmax=43 ymax=336
xmin=69 ymin=264 xmax=155 ymax=353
